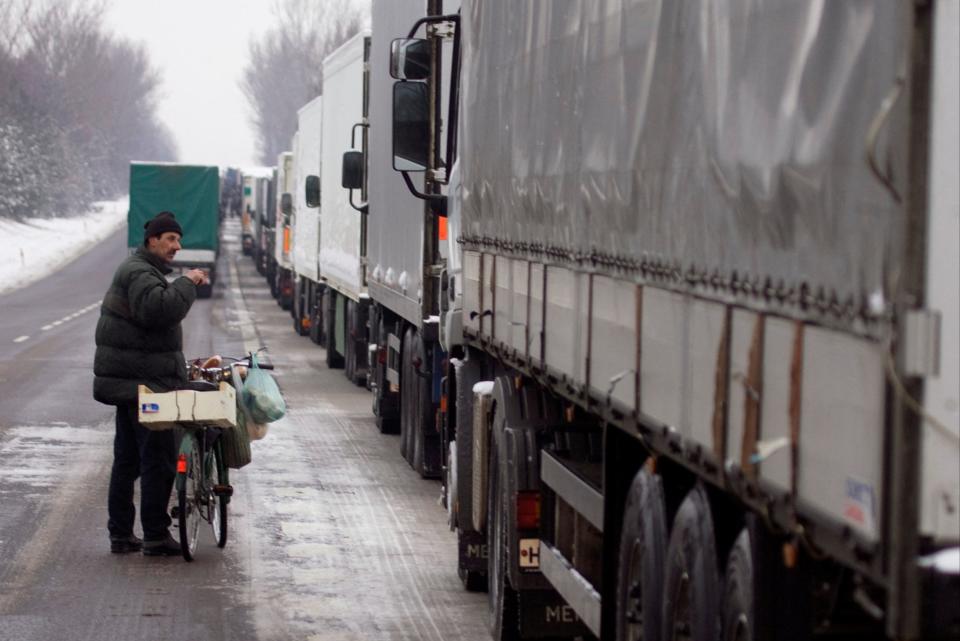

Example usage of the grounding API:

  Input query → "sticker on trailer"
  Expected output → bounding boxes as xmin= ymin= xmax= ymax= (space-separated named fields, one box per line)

xmin=519 ymin=538 xmax=540 ymax=570
xmin=141 ymin=403 xmax=160 ymax=414
xmin=843 ymin=477 xmax=877 ymax=539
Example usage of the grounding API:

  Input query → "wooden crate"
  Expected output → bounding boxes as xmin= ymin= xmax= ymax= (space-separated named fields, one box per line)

xmin=138 ymin=383 xmax=237 ymax=430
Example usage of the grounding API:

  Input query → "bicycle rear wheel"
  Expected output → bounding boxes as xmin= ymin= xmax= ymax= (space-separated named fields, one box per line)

xmin=178 ymin=432 xmax=202 ymax=561
xmin=211 ymin=445 xmax=228 ymax=548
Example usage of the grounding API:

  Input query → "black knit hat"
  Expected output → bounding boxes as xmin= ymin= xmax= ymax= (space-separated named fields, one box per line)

xmin=143 ymin=211 xmax=183 ymax=245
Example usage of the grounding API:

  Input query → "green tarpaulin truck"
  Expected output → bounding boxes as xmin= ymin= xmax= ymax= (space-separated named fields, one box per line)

xmin=128 ymin=162 xmax=220 ymax=298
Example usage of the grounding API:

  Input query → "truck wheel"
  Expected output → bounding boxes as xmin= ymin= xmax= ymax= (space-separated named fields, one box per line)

xmin=344 ymin=299 xmax=356 ymax=382
xmin=309 ymin=285 xmax=322 ymax=344
xmin=400 ymin=326 xmax=415 ymax=463
xmin=721 ymin=529 xmax=753 ymax=641
xmin=296 ymin=283 xmax=310 ymax=336
xmin=372 ymin=314 xmax=399 ymax=434
xmin=615 ymin=467 xmax=667 ymax=641
xmin=411 ymin=330 xmax=426 ymax=474
xmin=292 ymin=281 xmax=303 ymax=334
xmin=411 ymin=331 xmax=440 ymax=478
xmin=324 ymin=290 xmax=344 ymax=369
xmin=487 ymin=440 xmax=520 ymax=641
xmin=454 ymin=355 xmax=482 ymax=539
xmin=662 ymin=485 xmax=720 ymax=641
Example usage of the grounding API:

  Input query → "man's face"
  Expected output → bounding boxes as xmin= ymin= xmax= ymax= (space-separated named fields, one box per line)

xmin=147 ymin=232 xmax=182 ymax=264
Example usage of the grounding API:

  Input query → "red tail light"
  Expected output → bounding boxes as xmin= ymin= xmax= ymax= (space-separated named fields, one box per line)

xmin=177 ymin=453 xmax=187 ymax=474
xmin=516 ymin=490 xmax=541 ymax=530
xmin=378 ymin=346 xmax=387 ymax=365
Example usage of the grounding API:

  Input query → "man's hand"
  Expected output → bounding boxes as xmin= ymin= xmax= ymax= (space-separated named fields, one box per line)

xmin=184 ymin=269 xmax=210 ymax=286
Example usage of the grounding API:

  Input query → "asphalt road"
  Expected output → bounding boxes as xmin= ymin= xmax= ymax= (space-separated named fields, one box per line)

xmin=0 ymin=220 xmax=488 ymax=641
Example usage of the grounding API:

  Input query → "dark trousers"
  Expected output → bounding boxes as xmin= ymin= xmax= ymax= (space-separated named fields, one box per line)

xmin=107 ymin=404 xmax=176 ymax=542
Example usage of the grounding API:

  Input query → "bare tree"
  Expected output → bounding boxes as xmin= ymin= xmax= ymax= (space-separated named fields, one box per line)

xmin=0 ymin=0 xmax=176 ymax=219
xmin=242 ymin=0 xmax=368 ymax=164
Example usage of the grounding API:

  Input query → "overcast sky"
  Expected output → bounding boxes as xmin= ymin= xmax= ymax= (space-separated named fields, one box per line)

xmin=104 ymin=0 xmax=277 ymax=170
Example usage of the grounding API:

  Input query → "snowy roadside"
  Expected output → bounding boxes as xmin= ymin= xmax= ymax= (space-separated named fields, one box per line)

xmin=0 ymin=198 xmax=128 ymax=296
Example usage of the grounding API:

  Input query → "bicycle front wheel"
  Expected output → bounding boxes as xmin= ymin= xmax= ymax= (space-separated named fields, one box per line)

xmin=211 ymin=444 xmax=228 ymax=548
xmin=178 ymin=433 xmax=202 ymax=561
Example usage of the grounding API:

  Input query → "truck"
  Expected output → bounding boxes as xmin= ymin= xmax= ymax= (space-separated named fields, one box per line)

xmin=260 ymin=167 xmax=279 ymax=286
xmin=254 ymin=171 xmax=276 ymax=278
xmin=381 ymin=2 xmax=960 ymax=640
xmin=273 ymin=151 xmax=296 ymax=309
xmin=289 ymin=96 xmax=323 ymax=337
xmin=353 ymin=0 xmax=451 ymax=473
xmin=128 ymin=161 xmax=219 ymax=299
xmin=219 ymin=166 xmax=242 ymax=220
xmin=302 ymin=31 xmax=372 ymax=383
xmin=238 ymin=167 xmax=273 ymax=273
xmin=240 ymin=173 xmax=257 ymax=256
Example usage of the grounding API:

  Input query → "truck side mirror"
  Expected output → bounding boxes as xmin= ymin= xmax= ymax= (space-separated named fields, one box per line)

xmin=304 ymin=176 xmax=319 ymax=208
xmin=389 ymin=38 xmax=430 ymax=80
xmin=342 ymin=151 xmax=364 ymax=189
xmin=392 ymin=81 xmax=430 ymax=172
xmin=281 ymin=192 xmax=294 ymax=214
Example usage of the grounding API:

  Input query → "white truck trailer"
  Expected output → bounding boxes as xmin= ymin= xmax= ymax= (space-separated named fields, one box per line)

xmin=290 ymin=96 xmax=323 ymax=327
xmin=385 ymin=1 xmax=960 ymax=640
xmin=351 ymin=0 xmax=455 ymax=468
xmin=306 ymin=31 xmax=372 ymax=382
xmin=273 ymin=150 xmax=296 ymax=310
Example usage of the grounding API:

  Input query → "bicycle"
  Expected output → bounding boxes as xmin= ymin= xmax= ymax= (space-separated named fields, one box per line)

xmin=173 ymin=352 xmax=274 ymax=561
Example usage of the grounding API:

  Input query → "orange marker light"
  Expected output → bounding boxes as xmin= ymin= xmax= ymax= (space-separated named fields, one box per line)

xmin=438 ymin=215 xmax=448 ymax=241
xmin=177 ymin=453 xmax=187 ymax=474
xmin=516 ymin=490 xmax=541 ymax=530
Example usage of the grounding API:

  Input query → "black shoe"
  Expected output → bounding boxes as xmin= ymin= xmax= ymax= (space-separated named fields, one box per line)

xmin=110 ymin=534 xmax=143 ymax=554
xmin=142 ymin=534 xmax=181 ymax=557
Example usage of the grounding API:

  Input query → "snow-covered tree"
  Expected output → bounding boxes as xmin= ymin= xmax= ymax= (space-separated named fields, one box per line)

xmin=0 ymin=0 xmax=176 ymax=219
xmin=242 ymin=0 xmax=368 ymax=165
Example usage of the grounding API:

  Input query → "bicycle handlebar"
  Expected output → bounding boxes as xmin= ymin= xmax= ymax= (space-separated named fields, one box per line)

xmin=187 ymin=352 xmax=275 ymax=383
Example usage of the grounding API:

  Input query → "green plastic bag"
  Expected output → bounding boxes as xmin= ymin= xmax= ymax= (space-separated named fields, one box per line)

xmin=240 ymin=355 xmax=286 ymax=424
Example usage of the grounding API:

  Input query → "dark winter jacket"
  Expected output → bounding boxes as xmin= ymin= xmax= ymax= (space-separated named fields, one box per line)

xmin=93 ymin=248 xmax=197 ymax=405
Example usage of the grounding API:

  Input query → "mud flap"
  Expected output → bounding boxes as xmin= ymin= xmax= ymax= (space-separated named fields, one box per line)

xmin=519 ymin=589 xmax=591 ymax=639
xmin=458 ymin=528 xmax=488 ymax=573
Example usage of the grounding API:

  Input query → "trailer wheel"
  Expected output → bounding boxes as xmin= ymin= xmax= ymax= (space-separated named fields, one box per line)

xmin=309 ymin=285 xmax=322 ymax=344
xmin=292 ymin=280 xmax=303 ymax=334
xmin=344 ymin=300 xmax=356 ymax=382
xmin=721 ymin=529 xmax=753 ymax=641
xmin=324 ymin=290 xmax=344 ymax=369
xmin=372 ymin=313 xmax=399 ymax=434
xmin=487 ymin=439 xmax=520 ymax=641
xmin=454 ymin=355 xmax=482 ymax=536
xmin=410 ymin=331 xmax=440 ymax=478
xmin=615 ymin=468 xmax=667 ymax=641
xmin=400 ymin=326 xmax=415 ymax=463
xmin=343 ymin=299 xmax=367 ymax=387
xmin=294 ymin=281 xmax=309 ymax=336
xmin=662 ymin=484 xmax=720 ymax=641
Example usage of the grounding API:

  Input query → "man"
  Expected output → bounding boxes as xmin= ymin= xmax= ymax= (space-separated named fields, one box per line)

xmin=93 ymin=211 xmax=209 ymax=556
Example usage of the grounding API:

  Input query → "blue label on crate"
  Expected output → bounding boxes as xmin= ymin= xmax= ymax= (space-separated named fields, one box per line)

xmin=844 ymin=477 xmax=877 ymax=538
xmin=141 ymin=403 xmax=160 ymax=414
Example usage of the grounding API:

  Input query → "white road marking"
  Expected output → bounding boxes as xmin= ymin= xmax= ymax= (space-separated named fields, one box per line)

xmin=36 ymin=300 xmax=102 ymax=333
xmin=13 ymin=335 xmax=29 ymax=343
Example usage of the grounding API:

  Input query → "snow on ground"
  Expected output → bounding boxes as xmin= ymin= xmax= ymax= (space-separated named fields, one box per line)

xmin=0 ymin=198 xmax=127 ymax=296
